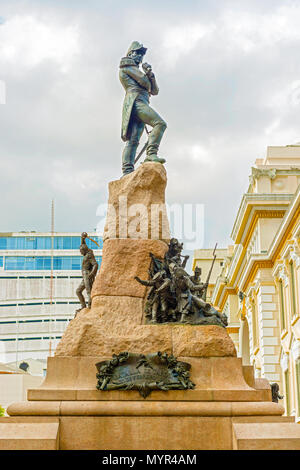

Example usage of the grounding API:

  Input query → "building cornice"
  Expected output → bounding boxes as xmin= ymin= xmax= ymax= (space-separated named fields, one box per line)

xmin=269 ymin=187 xmax=300 ymax=261
xmin=231 ymin=194 xmax=292 ymax=244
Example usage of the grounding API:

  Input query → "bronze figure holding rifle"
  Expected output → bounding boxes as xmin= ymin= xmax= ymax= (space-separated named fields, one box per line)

xmin=75 ymin=232 xmax=98 ymax=314
xmin=135 ymin=238 xmax=227 ymax=327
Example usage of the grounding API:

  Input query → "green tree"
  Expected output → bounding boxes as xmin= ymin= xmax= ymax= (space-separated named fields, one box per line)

xmin=0 ymin=405 xmax=5 ymax=416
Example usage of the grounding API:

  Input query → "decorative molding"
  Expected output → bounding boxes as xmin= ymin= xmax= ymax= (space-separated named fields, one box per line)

xmin=280 ymin=352 xmax=289 ymax=372
xmin=231 ymin=193 xmax=292 ymax=244
xmin=291 ymin=340 xmax=300 ymax=362
xmin=255 ymin=210 xmax=286 ymax=219
xmin=290 ymin=248 xmax=300 ymax=267
xmin=246 ymin=260 xmax=274 ymax=288
xmin=249 ymin=168 xmax=277 ymax=185
xmin=276 ymin=264 xmax=289 ymax=287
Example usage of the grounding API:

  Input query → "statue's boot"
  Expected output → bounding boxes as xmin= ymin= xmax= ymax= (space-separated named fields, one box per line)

xmin=144 ymin=154 xmax=166 ymax=164
xmin=144 ymin=142 xmax=166 ymax=164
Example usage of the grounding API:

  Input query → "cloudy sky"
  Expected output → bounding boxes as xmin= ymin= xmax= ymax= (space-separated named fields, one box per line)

xmin=1 ymin=0 xmax=300 ymax=256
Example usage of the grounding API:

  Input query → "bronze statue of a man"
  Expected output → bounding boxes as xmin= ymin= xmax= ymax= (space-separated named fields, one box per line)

xmin=76 ymin=232 xmax=98 ymax=313
xmin=119 ymin=41 xmax=167 ymax=175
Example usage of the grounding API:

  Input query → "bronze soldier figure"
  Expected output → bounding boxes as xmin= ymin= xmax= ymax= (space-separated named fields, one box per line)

xmin=119 ymin=41 xmax=167 ymax=175
xmin=134 ymin=238 xmax=228 ymax=327
xmin=135 ymin=270 xmax=171 ymax=323
xmin=76 ymin=232 xmax=98 ymax=313
xmin=189 ymin=266 xmax=206 ymax=298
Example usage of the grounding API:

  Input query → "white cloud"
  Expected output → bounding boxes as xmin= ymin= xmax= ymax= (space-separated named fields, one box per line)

xmin=220 ymin=5 xmax=300 ymax=53
xmin=50 ymin=160 xmax=103 ymax=202
xmin=0 ymin=15 xmax=80 ymax=72
xmin=162 ymin=23 xmax=216 ymax=66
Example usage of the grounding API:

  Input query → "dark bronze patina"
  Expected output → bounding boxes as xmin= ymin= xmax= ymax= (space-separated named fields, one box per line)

xmin=135 ymin=238 xmax=228 ymax=327
xmin=120 ymin=41 xmax=167 ymax=175
xmin=75 ymin=232 xmax=98 ymax=314
xmin=271 ymin=383 xmax=284 ymax=403
xmin=96 ymin=352 xmax=195 ymax=398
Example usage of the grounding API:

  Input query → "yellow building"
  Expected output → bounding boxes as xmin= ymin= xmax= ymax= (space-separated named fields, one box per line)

xmin=196 ymin=144 xmax=300 ymax=421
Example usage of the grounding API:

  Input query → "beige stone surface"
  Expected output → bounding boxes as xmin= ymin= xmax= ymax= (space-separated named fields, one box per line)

xmin=7 ymin=399 xmax=285 ymax=418
xmin=0 ymin=422 xmax=59 ymax=450
xmin=55 ymin=301 xmax=237 ymax=358
xmin=232 ymin=416 xmax=295 ymax=423
xmin=27 ymin=388 xmax=271 ymax=403
xmin=59 ymin=416 xmax=232 ymax=450
xmin=7 ymin=401 xmax=61 ymax=416
xmin=172 ymin=325 xmax=237 ymax=357
xmin=1 ymin=414 xmax=295 ymax=450
xmin=242 ymin=365 xmax=255 ymax=388
xmin=103 ymin=162 xmax=170 ymax=241
xmin=41 ymin=356 xmax=252 ymax=391
xmin=55 ymin=304 xmax=173 ymax=356
xmin=233 ymin=423 xmax=300 ymax=450
xmin=92 ymin=238 xmax=168 ymax=298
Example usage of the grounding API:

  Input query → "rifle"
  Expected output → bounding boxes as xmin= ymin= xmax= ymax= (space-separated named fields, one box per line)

xmin=81 ymin=232 xmax=100 ymax=248
xmin=202 ymin=243 xmax=218 ymax=301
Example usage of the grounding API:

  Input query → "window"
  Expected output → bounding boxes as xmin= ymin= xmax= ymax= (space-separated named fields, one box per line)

xmin=0 ymin=235 xmax=103 ymax=251
xmin=63 ymin=237 xmax=71 ymax=249
xmin=4 ymin=255 xmax=101 ymax=270
xmin=71 ymin=237 xmax=81 ymax=249
xmin=0 ymin=238 xmax=7 ymax=249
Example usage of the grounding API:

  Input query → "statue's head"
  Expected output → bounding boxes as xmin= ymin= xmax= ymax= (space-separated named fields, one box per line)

xmin=80 ymin=245 xmax=89 ymax=256
xmin=174 ymin=267 xmax=186 ymax=279
xmin=126 ymin=41 xmax=147 ymax=65
xmin=194 ymin=266 xmax=202 ymax=276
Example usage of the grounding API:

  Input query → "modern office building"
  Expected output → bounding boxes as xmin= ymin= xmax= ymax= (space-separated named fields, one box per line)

xmin=0 ymin=232 xmax=102 ymax=364
xmin=195 ymin=144 xmax=300 ymax=421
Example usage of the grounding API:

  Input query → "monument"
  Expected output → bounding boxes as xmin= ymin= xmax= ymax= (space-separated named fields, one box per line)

xmin=1 ymin=41 xmax=300 ymax=451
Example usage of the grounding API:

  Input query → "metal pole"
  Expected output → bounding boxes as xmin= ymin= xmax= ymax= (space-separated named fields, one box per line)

xmin=49 ymin=199 xmax=54 ymax=357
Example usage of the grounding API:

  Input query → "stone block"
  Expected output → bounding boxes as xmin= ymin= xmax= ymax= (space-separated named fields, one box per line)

xmin=172 ymin=325 xmax=237 ymax=357
xmin=233 ymin=423 xmax=300 ymax=450
xmin=91 ymin=238 xmax=168 ymax=298
xmin=103 ymin=162 xmax=170 ymax=241
xmin=59 ymin=416 xmax=232 ymax=450
xmin=0 ymin=422 xmax=59 ymax=450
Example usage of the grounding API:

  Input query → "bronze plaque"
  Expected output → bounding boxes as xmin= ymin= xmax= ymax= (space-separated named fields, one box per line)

xmin=96 ymin=352 xmax=195 ymax=398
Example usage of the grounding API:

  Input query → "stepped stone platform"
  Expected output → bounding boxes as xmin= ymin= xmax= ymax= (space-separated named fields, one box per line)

xmin=233 ymin=423 xmax=300 ymax=450
xmin=1 ymin=163 xmax=299 ymax=450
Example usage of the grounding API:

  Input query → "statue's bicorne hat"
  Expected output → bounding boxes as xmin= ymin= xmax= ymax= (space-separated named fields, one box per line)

xmin=126 ymin=41 xmax=147 ymax=57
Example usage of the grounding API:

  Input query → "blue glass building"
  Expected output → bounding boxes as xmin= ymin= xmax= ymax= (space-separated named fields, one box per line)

xmin=0 ymin=232 xmax=103 ymax=365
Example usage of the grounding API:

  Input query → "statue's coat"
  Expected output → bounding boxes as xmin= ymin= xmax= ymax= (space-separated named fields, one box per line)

xmin=119 ymin=57 xmax=153 ymax=142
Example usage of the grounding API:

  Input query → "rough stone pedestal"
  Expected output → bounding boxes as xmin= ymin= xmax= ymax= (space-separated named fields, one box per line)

xmin=1 ymin=163 xmax=299 ymax=450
